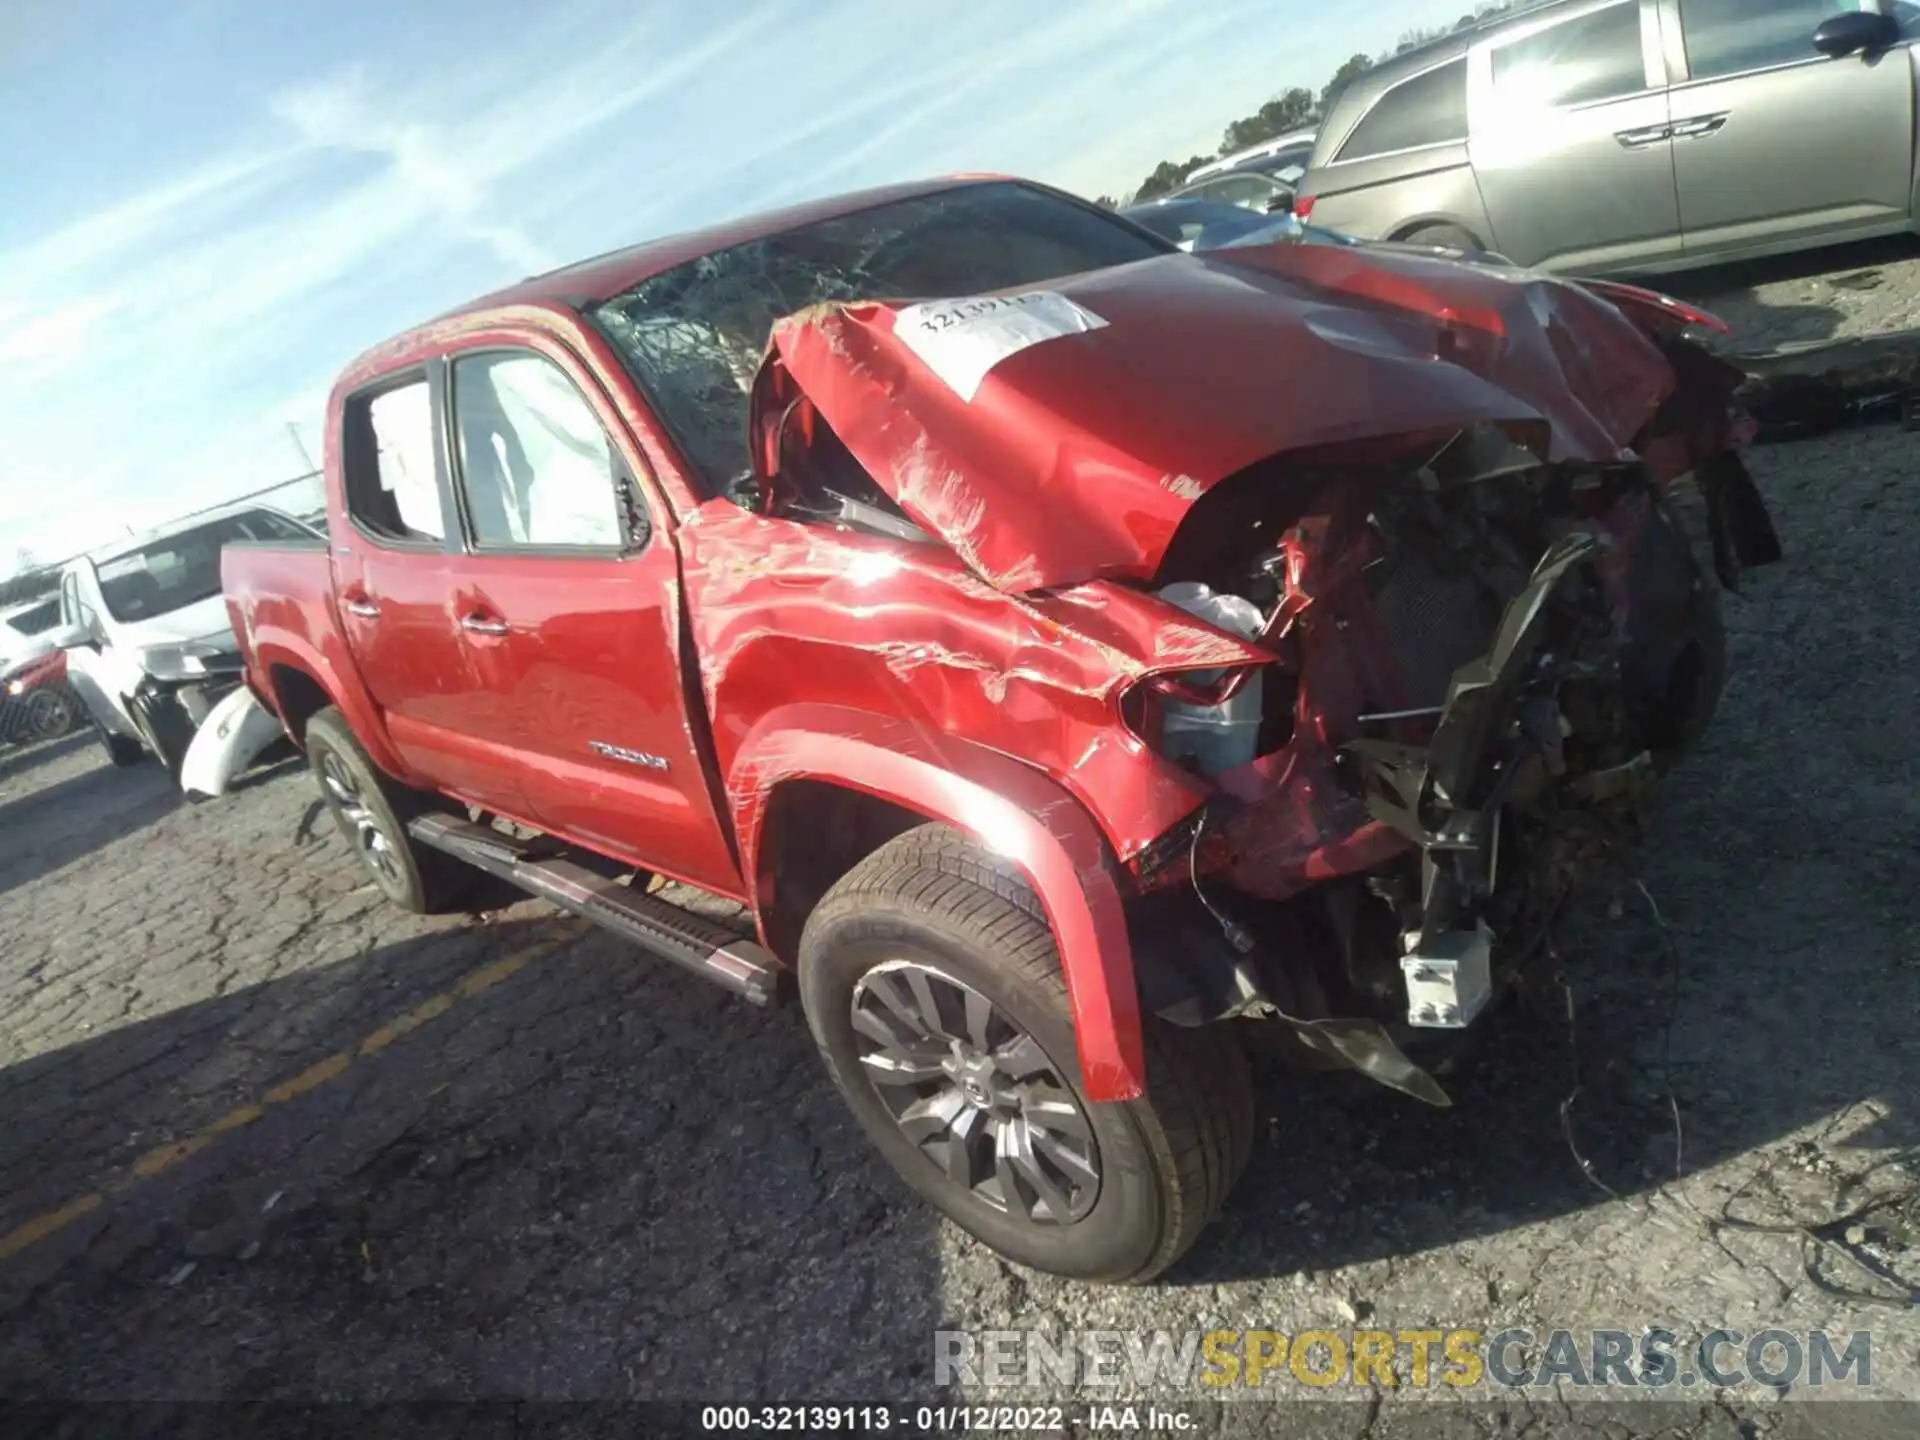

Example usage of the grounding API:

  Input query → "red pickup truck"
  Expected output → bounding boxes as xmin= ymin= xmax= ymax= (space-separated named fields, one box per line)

xmin=223 ymin=177 xmax=1779 ymax=1283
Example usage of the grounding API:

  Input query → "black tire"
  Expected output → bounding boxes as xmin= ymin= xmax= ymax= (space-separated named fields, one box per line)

xmin=304 ymin=707 xmax=477 ymax=914
xmin=1627 ymin=500 xmax=1728 ymax=766
xmin=94 ymin=714 xmax=146 ymax=768
xmin=798 ymin=824 xmax=1254 ymax=1284
xmin=23 ymin=686 xmax=79 ymax=741
xmin=1401 ymin=223 xmax=1481 ymax=253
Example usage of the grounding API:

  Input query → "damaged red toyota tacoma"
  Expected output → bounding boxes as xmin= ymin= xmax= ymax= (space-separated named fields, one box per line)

xmin=223 ymin=178 xmax=1781 ymax=1283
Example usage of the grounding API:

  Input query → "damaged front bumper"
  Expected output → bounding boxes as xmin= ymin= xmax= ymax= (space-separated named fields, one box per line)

xmin=1127 ymin=465 xmax=1779 ymax=1107
xmin=128 ymin=667 xmax=247 ymax=783
xmin=179 ymin=685 xmax=288 ymax=801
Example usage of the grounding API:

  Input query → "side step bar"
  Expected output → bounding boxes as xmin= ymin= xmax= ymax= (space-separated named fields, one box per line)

xmin=408 ymin=814 xmax=782 ymax=1006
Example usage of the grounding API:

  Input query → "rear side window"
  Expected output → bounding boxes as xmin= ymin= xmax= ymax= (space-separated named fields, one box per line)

xmin=1678 ymin=0 xmax=1855 ymax=80
xmin=1336 ymin=59 xmax=1469 ymax=162
xmin=1493 ymin=4 xmax=1649 ymax=108
xmin=344 ymin=379 xmax=444 ymax=544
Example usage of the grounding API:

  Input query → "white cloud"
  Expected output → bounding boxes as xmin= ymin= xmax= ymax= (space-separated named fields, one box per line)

xmin=0 ymin=0 xmax=1478 ymax=568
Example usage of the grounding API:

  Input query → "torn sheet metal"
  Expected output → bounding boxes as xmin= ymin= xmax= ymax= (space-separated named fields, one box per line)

xmin=677 ymin=502 xmax=1224 ymax=865
xmin=760 ymin=245 xmax=1685 ymax=592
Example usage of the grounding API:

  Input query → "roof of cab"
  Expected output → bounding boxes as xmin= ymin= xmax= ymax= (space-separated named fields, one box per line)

xmin=334 ymin=175 xmax=1018 ymax=392
xmin=436 ymin=176 xmax=992 ymax=321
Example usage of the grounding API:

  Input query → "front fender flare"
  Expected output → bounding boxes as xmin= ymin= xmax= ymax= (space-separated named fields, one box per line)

xmin=730 ymin=703 xmax=1146 ymax=1103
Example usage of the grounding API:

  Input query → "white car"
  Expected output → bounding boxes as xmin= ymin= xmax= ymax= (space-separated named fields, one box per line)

xmin=52 ymin=505 xmax=317 ymax=782
xmin=1182 ymin=127 xmax=1318 ymax=185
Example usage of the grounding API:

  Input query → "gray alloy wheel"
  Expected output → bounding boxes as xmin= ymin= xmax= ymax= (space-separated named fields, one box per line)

xmin=319 ymin=747 xmax=404 ymax=890
xmin=850 ymin=959 xmax=1100 ymax=1226
xmin=23 ymin=687 xmax=77 ymax=740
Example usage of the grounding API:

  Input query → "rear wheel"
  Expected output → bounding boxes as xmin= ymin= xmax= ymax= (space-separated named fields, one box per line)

xmin=305 ymin=708 xmax=478 ymax=914
xmin=1401 ymin=222 xmax=1481 ymax=253
xmin=799 ymin=825 xmax=1254 ymax=1284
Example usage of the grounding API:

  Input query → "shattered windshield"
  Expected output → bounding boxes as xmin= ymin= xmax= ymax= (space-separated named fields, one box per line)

xmin=590 ymin=181 xmax=1168 ymax=498
xmin=96 ymin=509 xmax=310 ymax=624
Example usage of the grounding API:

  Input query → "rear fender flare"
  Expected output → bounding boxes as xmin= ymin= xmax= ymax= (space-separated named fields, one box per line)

xmin=250 ymin=636 xmax=407 ymax=780
xmin=731 ymin=704 xmax=1146 ymax=1102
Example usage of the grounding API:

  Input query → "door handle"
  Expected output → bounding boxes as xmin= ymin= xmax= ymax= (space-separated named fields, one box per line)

xmin=459 ymin=612 xmax=510 ymax=638
xmin=341 ymin=595 xmax=380 ymax=620
xmin=1671 ymin=113 xmax=1729 ymax=140
xmin=1614 ymin=124 xmax=1673 ymax=150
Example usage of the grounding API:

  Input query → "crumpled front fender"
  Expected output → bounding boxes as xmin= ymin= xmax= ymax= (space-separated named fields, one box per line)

xmin=729 ymin=703 xmax=1146 ymax=1102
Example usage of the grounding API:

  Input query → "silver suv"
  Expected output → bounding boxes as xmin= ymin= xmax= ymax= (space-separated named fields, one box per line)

xmin=1295 ymin=0 xmax=1919 ymax=275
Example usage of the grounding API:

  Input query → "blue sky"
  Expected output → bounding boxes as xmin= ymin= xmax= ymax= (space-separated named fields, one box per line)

xmin=0 ymin=0 xmax=1474 ymax=571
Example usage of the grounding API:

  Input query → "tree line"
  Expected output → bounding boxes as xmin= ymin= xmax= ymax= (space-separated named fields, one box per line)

xmin=1096 ymin=2 xmax=1517 ymax=208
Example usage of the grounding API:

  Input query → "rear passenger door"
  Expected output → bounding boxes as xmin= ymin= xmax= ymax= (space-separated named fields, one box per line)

xmin=330 ymin=372 xmax=521 ymax=812
xmin=437 ymin=341 xmax=744 ymax=895
xmin=1469 ymin=0 xmax=1683 ymax=273
xmin=1664 ymin=0 xmax=1916 ymax=258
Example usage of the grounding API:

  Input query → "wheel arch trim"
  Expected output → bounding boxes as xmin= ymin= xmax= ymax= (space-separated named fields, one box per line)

xmin=731 ymin=704 xmax=1146 ymax=1103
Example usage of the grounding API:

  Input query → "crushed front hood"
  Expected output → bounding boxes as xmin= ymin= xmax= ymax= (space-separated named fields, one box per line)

xmin=762 ymin=245 xmax=1681 ymax=592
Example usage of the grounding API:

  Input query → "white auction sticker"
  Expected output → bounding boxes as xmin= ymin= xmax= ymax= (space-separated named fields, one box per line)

xmin=891 ymin=290 xmax=1108 ymax=402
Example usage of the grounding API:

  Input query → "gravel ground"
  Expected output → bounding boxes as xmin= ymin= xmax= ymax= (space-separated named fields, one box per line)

xmin=0 ymin=424 xmax=1915 ymax=1436
xmin=1674 ymin=235 xmax=1920 ymax=353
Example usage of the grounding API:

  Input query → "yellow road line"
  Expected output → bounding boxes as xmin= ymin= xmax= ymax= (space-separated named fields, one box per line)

xmin=0 ymin=934 xmax=568 ymax=1266
xmin=0 ymin=1195 xmax=103 ymax=1263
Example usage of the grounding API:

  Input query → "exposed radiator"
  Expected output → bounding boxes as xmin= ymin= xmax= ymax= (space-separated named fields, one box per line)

xmin=1368 ymin=550 xmax=1500 ymax=711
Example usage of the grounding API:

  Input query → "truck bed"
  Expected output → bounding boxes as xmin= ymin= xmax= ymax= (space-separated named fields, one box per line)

xmin=221 ymin=536 xmax=336 ymax=698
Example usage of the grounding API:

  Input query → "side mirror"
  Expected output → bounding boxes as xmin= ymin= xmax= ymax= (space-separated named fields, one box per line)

xmin=1265 ymin=194 xmax=1295 ymax=214
xmin=47 ymin=622 xmax=90 ymax=650
xmin=1813 ymin=10 xmax=1898 ymax=58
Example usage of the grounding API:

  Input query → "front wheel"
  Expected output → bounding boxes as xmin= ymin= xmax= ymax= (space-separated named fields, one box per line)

xmin=799 ymin=825 xmax=1254 ymax=1284
xmin=93 ymin=714 xmax=146 ymax=768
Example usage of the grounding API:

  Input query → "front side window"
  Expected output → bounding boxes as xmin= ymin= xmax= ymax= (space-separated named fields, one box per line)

xmin=1678 ymin=0 xmax=1856 ymax=79
xmin=451 ymin=352 xmax=627 ymax=550
xmin=1337 ymin=58 xmax=1470 ymax=162
xmin=1493 ymin=4 xmax=1649 ymax=109
xmin=94 ymin=510 xmax=310 ymax=624
xmin=591 ymin=181 xmax=1167 ymax=499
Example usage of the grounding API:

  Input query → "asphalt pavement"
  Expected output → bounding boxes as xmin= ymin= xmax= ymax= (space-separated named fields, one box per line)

xmin=0 ymin=423 xmax=1915 ymax=1436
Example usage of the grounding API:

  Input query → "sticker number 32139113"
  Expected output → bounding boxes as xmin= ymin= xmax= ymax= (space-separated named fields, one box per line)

xmin=891 ymin=290 xmax=1108 ymax=402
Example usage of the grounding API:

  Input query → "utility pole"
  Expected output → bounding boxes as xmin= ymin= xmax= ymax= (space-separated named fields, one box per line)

xmin=286 ymin=422 xmax=317 ymax=473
